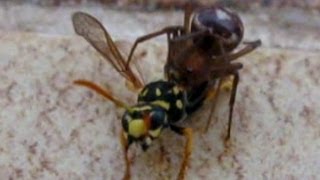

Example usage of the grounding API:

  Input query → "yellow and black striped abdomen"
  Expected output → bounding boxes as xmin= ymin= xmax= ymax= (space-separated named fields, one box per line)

xmin=138 ymin=80 xmax=186 ymax=123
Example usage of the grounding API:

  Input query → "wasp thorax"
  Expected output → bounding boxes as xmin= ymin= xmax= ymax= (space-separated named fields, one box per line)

xmin=191 ymin=6 xmax=244 ymax=55
xmin=121 ymin=104 xmax=168 ymax=151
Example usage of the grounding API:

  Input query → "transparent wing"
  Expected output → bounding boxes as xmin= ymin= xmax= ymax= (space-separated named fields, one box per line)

xmin=72 ymin=11 xmax=144 ymax=89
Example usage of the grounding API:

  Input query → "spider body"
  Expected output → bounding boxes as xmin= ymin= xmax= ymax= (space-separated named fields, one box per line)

xmin=125 ymin=4 xmax=261 ymax=136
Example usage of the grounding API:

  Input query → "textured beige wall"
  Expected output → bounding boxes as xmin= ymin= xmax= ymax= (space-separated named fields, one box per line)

xmin=0 ymin=2 xmax=319 ymax=180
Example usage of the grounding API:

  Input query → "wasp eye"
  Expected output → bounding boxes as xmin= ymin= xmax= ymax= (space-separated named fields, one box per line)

xmin=150 ymin=110 xmax=166 ymax=130
xmin=121 ymin=112 xmax=130 ymax=132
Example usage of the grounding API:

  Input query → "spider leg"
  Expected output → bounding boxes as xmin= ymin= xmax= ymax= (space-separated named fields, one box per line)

xmin=204 ymin=79 xmax=222 ymax=133
xmin=225 ymin=71 xmax=240 ymax=141
xmin=205 ymin=63 xmax=243 ymax=133
xmin=215 ymin=40 xmax=261 ymax=62
xmin=170 ymin=29 xmax=208 ymax=43
xmin=125 ymin=26 xmax=184 ymax=70
xmin=170 ymin=126 xmax=193 ymax=180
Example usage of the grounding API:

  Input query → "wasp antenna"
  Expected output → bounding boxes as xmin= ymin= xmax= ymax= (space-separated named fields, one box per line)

xmin=74 ymin=80 xmax=128 ymax=109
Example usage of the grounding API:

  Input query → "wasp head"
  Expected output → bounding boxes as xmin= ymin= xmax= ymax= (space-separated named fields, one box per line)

xmin=121 ymin=104 xmax=168 ymax=151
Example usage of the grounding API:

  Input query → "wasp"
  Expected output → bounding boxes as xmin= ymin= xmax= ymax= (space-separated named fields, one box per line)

xmin=123 ymin=4 xmax=261 ymax=140
xmin=72 ymin=12 xmax=210 ymax=180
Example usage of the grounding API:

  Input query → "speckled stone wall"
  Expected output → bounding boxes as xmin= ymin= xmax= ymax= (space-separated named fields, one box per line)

xmin=0 ymin=2 xmax=319 ymax=180
xmin=0 ymin=31 xmax=319 ymax=179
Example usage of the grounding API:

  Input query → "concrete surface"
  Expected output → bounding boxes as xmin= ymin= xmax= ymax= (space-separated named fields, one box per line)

xmin=0 ymin=2 xmax=319 ymax=180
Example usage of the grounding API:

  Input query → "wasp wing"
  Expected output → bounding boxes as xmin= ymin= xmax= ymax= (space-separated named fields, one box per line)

xmin=72 ymin=12 xmax=144 ymax=90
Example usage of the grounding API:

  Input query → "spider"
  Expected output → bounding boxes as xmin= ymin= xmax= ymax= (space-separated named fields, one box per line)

xmin=122 ymin=4 xmax=261 ymax=140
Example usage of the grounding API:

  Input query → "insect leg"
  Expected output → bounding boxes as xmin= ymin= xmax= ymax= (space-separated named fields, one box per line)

xmin=170 ymin=29 xmax=208 ymax=43
xmin=215 ymin=40 xmax=261 ymax=62
xmin=170 ymin=125 xmax=193 ymax=180
xmin=226 ymin=72 xmax=239 ymax=141
xmin=205 ymin=63 xmax=243 ymax=132
xmin=183 ymin=1 xmax=194 ymax=33
xmin=120 ymin=130 xmax=131 ymax=180
xmin=74 ymin=80 xmax=127 ymax=109
xmin=125 ymin=26 xmax=184 ymax=70
xmin=204 ymin=79 xmax=222 ymax=133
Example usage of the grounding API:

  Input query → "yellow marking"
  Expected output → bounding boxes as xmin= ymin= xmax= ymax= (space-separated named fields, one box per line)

xmin=141 ymin=88 xmax=148 ymax=97
xmin=152 ymin=100 xmax=170 ymax=110
xmin=221 ymin=76 xmax=234 ymax=92
xmin=173 ymin=86 xmax=180 ymax=95
xmin=176 ymin=100 xmax=183 ymax=109
xmin=156 ymin=88 xmax=161 ymax=96
xmin=149 ymin=127 xmax=162 ymax=138
xmin=128 ymin=120 xmax=147 ymax=138
xmin=129 ymin=106 xmax=152 ymax=112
